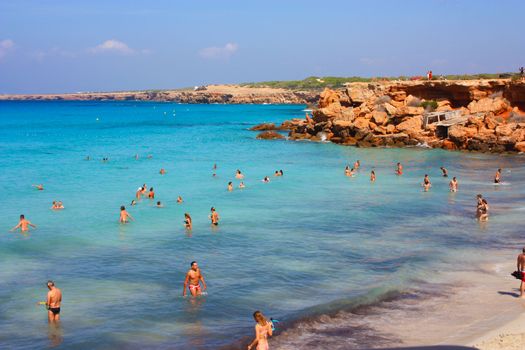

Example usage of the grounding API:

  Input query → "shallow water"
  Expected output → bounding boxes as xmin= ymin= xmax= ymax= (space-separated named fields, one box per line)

xmin=1 ymin=101 xmax=524 ymax=349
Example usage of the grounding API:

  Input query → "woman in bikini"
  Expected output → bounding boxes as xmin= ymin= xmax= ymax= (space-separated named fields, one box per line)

xmin=248 ymin=311 xmax=273 ymax=350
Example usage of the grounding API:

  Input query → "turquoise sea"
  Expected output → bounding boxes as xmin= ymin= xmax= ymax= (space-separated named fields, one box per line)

xmin=1 ymin=101 xmax=524 ymax=349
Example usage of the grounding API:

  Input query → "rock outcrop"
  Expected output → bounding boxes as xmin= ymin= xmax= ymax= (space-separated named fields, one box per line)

xmin=252 ymin=79 xmax=525 ymax=153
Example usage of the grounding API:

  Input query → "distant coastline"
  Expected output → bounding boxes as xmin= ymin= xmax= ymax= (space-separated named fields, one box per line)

xmin=0 ymin=84 xmax=319 ymax=105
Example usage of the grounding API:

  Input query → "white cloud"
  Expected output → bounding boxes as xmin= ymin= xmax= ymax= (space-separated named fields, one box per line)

xmin=199 ymin=42 xmax=238 ymax=59
xmin=0 ymin=39 xmax=14 ymax=60
xmin=89 ymin=39 xmax=135 ymax=55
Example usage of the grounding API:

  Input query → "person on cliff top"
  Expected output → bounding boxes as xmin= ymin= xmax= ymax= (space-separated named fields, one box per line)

xmin=422 ymin=174 xmax=432 ymax=192
xmin=516 ymin=248 xmax=525 ymax=298
xmin=449 ymin=177 xmax=458 ymax=192
xmin=494 ymin=168 xmax=502 ymax=184
xmin=370 ymin=170 xmax=376 ymax=182
xmin=10 ymin=214 xmax=36 ymax=232
xmin=440 ymin=167 xmax=448 ymax=177
xmin=396 ymin=163 xmax=403 ymax=175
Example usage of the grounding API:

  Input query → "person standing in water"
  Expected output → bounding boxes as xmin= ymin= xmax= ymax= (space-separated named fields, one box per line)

xmin=183 ymin=261 xmax=207 ymax=297
xmin=422 ymin=174 xmax=431 ymax=191
xmin=517 ymin=248 xmax=525 ymax=298
xmin=45 ymin=280 xmax=62 ymax=323
xmin=494 ymin=168 xmax=502 ymax=183
xmin=370 ymin=170 xmax=376 ymax=182
xmin=247 ymin=310 xmax=273 ymax=350
xmin=227 ymin=182 xmax=233 ymax=191
xmin=440 ymin=167 xmax=448 ymax=177
xmin=148 ymin=187 xmax=155 ymax=199
xmin=119 ymin=206 xmax=134 ymax=223
xmin=449 ymin=177 xmax=458 ymax=192
xmin=478 ymin=198 xmax=489 ymax=221
xmin=396 ymin=162 xmax=403 ymax=175
xmin=209 ymin=207 xmax=220 ymax=226
xmin=354 ymin=160 xmax=360 ymax=170
xmin=184 ymin=213 xmax=192 ymax=230
xmin=10 ymin=214 xmax=36 ymax=232
xmin=239 ymin=181 xmax=245 ymax=189
xmin=177 ymin=196 xmax=183 ymax=203
xmin=235 ymin=170 xmax=244 ymax=179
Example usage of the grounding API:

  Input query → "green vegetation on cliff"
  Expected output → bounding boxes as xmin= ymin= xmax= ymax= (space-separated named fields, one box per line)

xmin=242 ymin=73 xmax=513 ymax=91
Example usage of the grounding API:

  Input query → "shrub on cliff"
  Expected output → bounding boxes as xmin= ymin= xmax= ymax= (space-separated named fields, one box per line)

xmin=420 ymin=100 xmax=438 ymax=111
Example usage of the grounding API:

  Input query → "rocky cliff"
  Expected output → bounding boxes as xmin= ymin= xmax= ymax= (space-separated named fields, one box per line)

xmin=252 ymin=79 xmax=525 ymax=153
xmin=0 ymin=85 xmax=319 ymax=105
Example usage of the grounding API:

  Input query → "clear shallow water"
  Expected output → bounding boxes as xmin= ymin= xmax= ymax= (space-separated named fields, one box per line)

xmin=0 ymin=101 xmax=524 ymax=349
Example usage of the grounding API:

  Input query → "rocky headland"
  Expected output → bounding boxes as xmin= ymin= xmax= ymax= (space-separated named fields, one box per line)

xmin=0 ymin=85 xmax=318 ymax=105
xmin=252 ymin=79 xmax=525 ymax=153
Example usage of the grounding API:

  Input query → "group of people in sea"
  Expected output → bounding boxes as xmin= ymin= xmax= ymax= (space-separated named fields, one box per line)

xmin=343 ymin=161 xmax=499 ymax=221
xmin=10 ymin=154 xmax=510 ymax=349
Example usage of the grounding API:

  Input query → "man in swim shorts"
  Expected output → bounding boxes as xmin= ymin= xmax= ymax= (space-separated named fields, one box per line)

xmin=10 ymin=214 xmax=36 ymax=232
xmin=517 ymin=248 xmax=525 ymax=298
xmin=46 ymin=280 xmax=62 ymax=322
xmin=183 ymin=261 xmax=207 ymax=297
xmin=209 ymin=207 xmax=219 ymax=226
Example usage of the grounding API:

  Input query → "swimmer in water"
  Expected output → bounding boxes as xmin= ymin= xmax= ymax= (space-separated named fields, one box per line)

xmin=177 ymin=196 xmax=183 ymax=203
xmin=478 ymin=198 xmax=489 ymax=221
xmin=136 ymin=187 xmax=142 ymax=200
xmin=440 ymin=167 xmax=448 ymax=177
xmin=274 ymin=170 xmax=280 ymax=177
xmin=279 ymin=170 xmax=283 ymax=176
xmin=213 ymin=163 xmax=217 ymax=170
xmin=235 ymin=170 xmax=244 ymax=179
xmin=33 ymin=184 xmax=44 ymax=191
xmin=51 ymin=201 xmax=64 ymax=210
xmin=396 ymin=162 xmax=403 ymax=175
xmin=227 ymin=182 xmax=233 ymax=191
xmin=262 ymin=176 xmax=270 ymax=183
xmin=10 ymin=214 xmax=36 ymax=232
xmin=370 ymin=170 xmax=376 ymax=182
xmin=344 ymin=166 xmax=352 ymax=176
xmin=354 ymin=160 xmax=360 ymax=170
xmin=159 ymin=168 xmax=166 ymax=175
xmin=141 ymin=185 xmax=147 ymax=197
xmin=209 ymin=207 xmax=220 ymax=226
xmin=134 ymin=154 xmax=139 ymax=160
xmin=494 ymin=168 xmax=502 ymax=184
xmin=449 ymin=177 xmax=458 ymax=192
xmin=156 ymin=201 xmax=163 ymax=208
xmin=422 ymin=174 xmax=431 ymax=191
xmin=183 ymin=261 xmax=207 ymax=297
xmin=148 ymin=187 xmax=155 ymax=199
xmin=45 ymin=280 xmax=62 ymax=323
xmin=119 ymin=206 xmax=134 ymax=223
xmin=130 ymin=200 xmax=137 ymax=206
xmin=239 ymin=181 xmax=245 ymax=189
xmin=184 ymin=213 xmax=192 ymax=230
xmin=247 ymin=310 xmax=273 ymax=350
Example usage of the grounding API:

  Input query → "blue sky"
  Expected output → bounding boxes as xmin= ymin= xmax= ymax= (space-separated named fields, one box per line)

xmin=0 ymin=0 xmax=524 ymax=93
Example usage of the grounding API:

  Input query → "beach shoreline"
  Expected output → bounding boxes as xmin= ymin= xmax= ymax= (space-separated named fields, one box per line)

xmin=267 ymin=249 xmax=525 ymax=350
